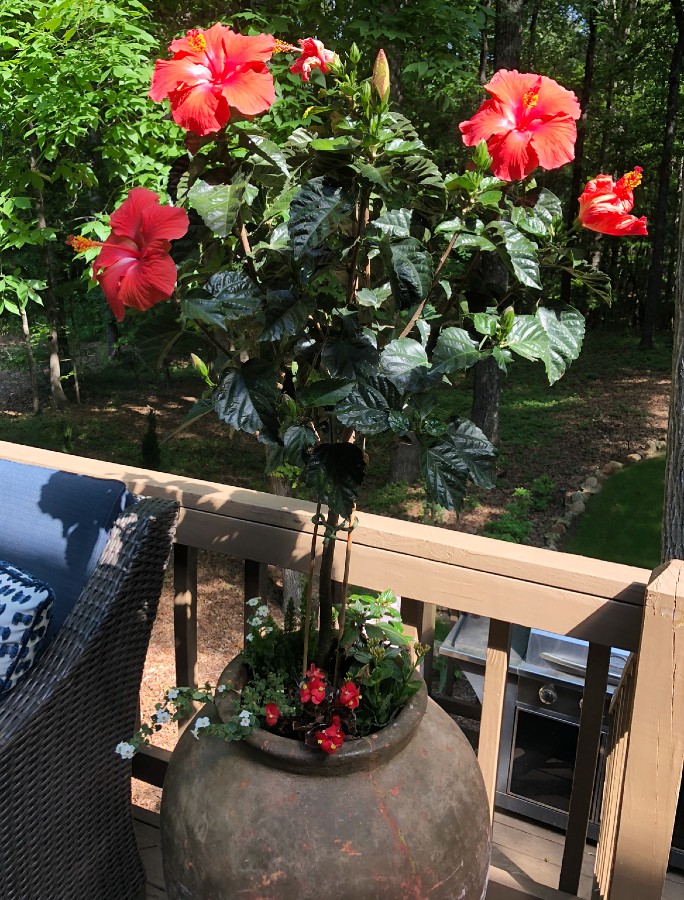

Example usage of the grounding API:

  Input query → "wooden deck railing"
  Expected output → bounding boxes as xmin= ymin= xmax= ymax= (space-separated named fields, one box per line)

xmin=2 ymin=439 xmax=682 ymax=900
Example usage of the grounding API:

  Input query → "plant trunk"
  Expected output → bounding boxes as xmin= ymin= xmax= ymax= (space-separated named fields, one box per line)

xmin=268 ymin=474 xmax=304 ymax=607
xmin=315 ymin=508 xmax=339 ymax=669
xmin=20 ymin=305 xmax=40 ymax=414
xmin=662 ymin=157 xmax=684 ymax=561
xmin=479 ymin=0 xmax=492 ymax=84
xmin=640 ymin=0 xmax=684 ymax=349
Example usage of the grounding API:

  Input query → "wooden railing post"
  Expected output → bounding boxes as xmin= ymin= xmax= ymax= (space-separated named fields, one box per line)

xmin=173 ymin=543 xmax=198 ymax=691
xmin=603 ymin=560 xmax=684 ymax=899
xmin=559 ymin=642 xmax=610 ymax=894
xmin=478 ymin=618 xmax=511 ymax=822
xmin=244 ymin=559 xmax=269 ymax=638
xmin=400 ymin=598 xmax=436 ymax=692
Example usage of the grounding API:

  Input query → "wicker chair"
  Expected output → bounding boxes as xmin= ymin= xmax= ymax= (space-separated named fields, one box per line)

xmin=0 ymin=495 xmax=178 ymax=900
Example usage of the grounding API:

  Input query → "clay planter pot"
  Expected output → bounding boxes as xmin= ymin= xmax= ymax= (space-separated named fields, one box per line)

xmin=161 ymin=657 xmax=491 ymax=899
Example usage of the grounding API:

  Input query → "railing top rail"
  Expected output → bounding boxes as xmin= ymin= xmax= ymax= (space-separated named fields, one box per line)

xmin=0 ymin=441 xmax=650 ymax=650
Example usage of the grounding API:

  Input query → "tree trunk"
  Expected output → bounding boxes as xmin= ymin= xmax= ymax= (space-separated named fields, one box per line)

xmin=471 ymin=355 xmax=501 ymax=444
xmin=20 ymin=305 xmax=40 ymax=414
xmin=561 ymin=4 xmax=598 ymax=306
xmin=268 ymin=474 xmax=304 ymax=608
xmin=525 ymin=0 xmax=541 ymax=69
xmin=640 ymin=0 xmax=684 ymax=349
xmin=479 ymin=0 xmax=492 ymax=84
xmin=662 ymin=158 xmax=684 ymax=561
xmin=30 ymin=155 xmax=68 ymax=410
xmin=389 ymin=434 xmax=421 ymax=484
xmin=493 ymin=0 xmax=523 ymax=70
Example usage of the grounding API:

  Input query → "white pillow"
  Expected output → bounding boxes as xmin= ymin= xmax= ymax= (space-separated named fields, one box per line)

xmin=0 ymin=560 xmax=54 ymax=692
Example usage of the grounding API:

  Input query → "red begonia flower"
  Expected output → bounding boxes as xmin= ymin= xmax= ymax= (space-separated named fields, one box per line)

xmin=66 ymin=188 xmax=189 ymax=322
xmin=316 ymin=715 xmax=345 ymax=754
xmin=149 ymin=24 xmax=276 ymax=136
xmin=300 ymin=676 xmax=326 ymax=705
xmin=264 ymin=703 xmax=280 ymax=727
xmin=459 ymin=70 xmax=581 ymax=182
xmin=289 ymin=37 xmax=336 ymax=83
xmin=337 ymin=681 xmax=361 ymax=710
xmin=578 ymin=167 xmax=648 ymax=237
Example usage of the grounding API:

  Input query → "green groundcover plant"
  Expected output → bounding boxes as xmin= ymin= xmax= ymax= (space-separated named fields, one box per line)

xmin=68 ymin=22 xmax=647 ymax=754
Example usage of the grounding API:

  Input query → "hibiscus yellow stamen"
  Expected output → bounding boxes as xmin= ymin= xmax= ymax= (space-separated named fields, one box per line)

xmin=621 ymin=167 xmax=643 ymax=190
xmin=186 ymin=29 xmax=207 ymax=53
xmin=523 ymin=90 xmax=539 ymax=109
xmin=273 ymin=38 xmax=298 ymax=53
xmin=66 ymin=235 xmax=100 ymax=253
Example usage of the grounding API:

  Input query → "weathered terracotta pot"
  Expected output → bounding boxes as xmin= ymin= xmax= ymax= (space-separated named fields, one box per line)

xmin=161 ymin=658 xmax=491 ymax=899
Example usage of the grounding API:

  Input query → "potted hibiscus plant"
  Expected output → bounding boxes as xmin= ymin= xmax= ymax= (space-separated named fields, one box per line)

xmin=70 ymin=22 xmax=647 ymax=899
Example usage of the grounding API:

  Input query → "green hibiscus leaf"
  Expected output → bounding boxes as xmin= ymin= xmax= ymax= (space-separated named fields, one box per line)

xmin=421 ymin=419 xmax=496 ymax=510
xmin=379 ymin=338 xmax=429 ymax=393
xmin=535 ymin=305 xmax=585 ymax=384
xmin=490 ymin=220 xmax=541 ymax=290
xmin=372 ymin=209 xmax=413 ymax=239
xmin=336 ymin=376 xmax=401 ymax=436
xmin=187 ymin=179 xmax=247 ymax=238
xmin=185 ymin=271 xmax=262 ymax=324
xmin=297 ymin=379 xmax=356 ymax=407
xmin=301 ymin=442 xmax=367 ymax=519
xmin=431 ymin=327 xmax=481 ymax=374
xmin=322 ymin=331 xmax=379 ymax=379
xmin=382 ymin=237 xmax=434 ymax=309
xmin=214 ymin=360 xmax=279 ymax=444
xmin=283 ymin=424 xmax=316 ymax=466
xmin=288 ymin=177 xmax=352 ymax=260
xmin=258 ymin=291 xmax=310 ymax=341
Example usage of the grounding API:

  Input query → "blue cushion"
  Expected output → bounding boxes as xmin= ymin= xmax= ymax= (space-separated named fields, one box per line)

xmin=0 ymin=560 xmax=54 ymax=692
xmin=0 ymin=461 xmax=135 ymax=640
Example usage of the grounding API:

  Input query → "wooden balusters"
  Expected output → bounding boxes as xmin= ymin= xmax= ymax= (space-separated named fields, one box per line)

xmin=478 ymin=619 xmax=512 ymax=821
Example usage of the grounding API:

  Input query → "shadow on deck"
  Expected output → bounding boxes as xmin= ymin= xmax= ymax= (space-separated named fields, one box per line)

xmin=133 ymin=806 xmax=684 ymax=899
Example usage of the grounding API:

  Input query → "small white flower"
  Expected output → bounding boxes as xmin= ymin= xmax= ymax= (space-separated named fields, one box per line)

xmin=217 ymin=684 xmax=227 ymax=693
xmin=246 ymin=597 xmax=260 ymax=607
xmin=166 ymin=688 xmax=179 ymax=700
xmin=153 ymin=709 xmax=172 ymax=725
xmin=245 ymin=633 xmax=254 ymax=642
xmin=238 ymin=710 xmax=252 ymax=727
xmin=263 ymin=626 xmax=273 ymax=635
xmin=248 ymin=616 xmax=262 ymax=627
xmin=115 ymin=741 xmax=136 ymax=760
xmin=191 ymin=716 xmax=211 ymax=739
xmin=257 ymin=605 xmax=269 ymax=618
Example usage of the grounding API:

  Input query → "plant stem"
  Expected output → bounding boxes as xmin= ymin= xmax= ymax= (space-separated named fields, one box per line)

xmin=333 ymin=506 xmax=356 ymax=687
xmin=346 ymin=186 xmax=372 ymax=305
xmin=399 ymin=230 xmax=460 ymax=339
xmin=302 ymin=501 xmax=322 ymax=678
xmin=315 ymin=507 xmax=340 ymax=668
xmin=237 ymin=212 xmax=259 ymax=282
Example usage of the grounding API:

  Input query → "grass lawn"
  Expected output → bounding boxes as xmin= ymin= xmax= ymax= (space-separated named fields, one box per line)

xmin=562 ymin=455 xmax=665 ymax=569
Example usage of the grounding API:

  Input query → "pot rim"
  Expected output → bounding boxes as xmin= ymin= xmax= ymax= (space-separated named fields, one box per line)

xmin=215 ymin=655 xmax=428 ymax=775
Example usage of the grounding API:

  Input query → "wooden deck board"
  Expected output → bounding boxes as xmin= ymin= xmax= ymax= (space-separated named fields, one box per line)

xmin=134 ymin=807 xmax=684 ymax=899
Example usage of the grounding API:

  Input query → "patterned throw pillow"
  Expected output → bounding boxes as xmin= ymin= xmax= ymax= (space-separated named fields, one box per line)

xmin=0 ymin=560 xmax=54 ymax=693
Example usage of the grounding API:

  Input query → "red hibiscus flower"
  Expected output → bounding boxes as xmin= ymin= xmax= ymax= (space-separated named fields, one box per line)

xmin=264 ymin=703 xmax=280 ymax=727
xmin=300 ymin=677 xmax=326 ymax=705
xmin=578 ymin=167 xmax=648 ymax=237
xmin=289 ymin=37 xmax=336 ymax=83
xmin=337 ymin=681 xmax=361 ymax=710
xmin=316 ymin=715 xmax=345 ymax=754
xmin=459 ymin=69 xmax=581 ymax=182
xmin=149 ymin=24 xmax=276 ymax=136
xmin=66 ymin=188 xmax=189 ymax=322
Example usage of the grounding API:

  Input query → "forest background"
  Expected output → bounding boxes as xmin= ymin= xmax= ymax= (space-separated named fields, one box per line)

xmin=0 ymin=0 xmax=681 ymax=544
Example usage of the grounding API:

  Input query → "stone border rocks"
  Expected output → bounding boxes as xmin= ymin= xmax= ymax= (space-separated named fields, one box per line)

xmin=544 ymin=439 xmax=668 ymax=550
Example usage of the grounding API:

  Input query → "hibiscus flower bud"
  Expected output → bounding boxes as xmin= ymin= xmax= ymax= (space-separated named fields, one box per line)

xmin=372 ymin=49 xmax=390 ymax=101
